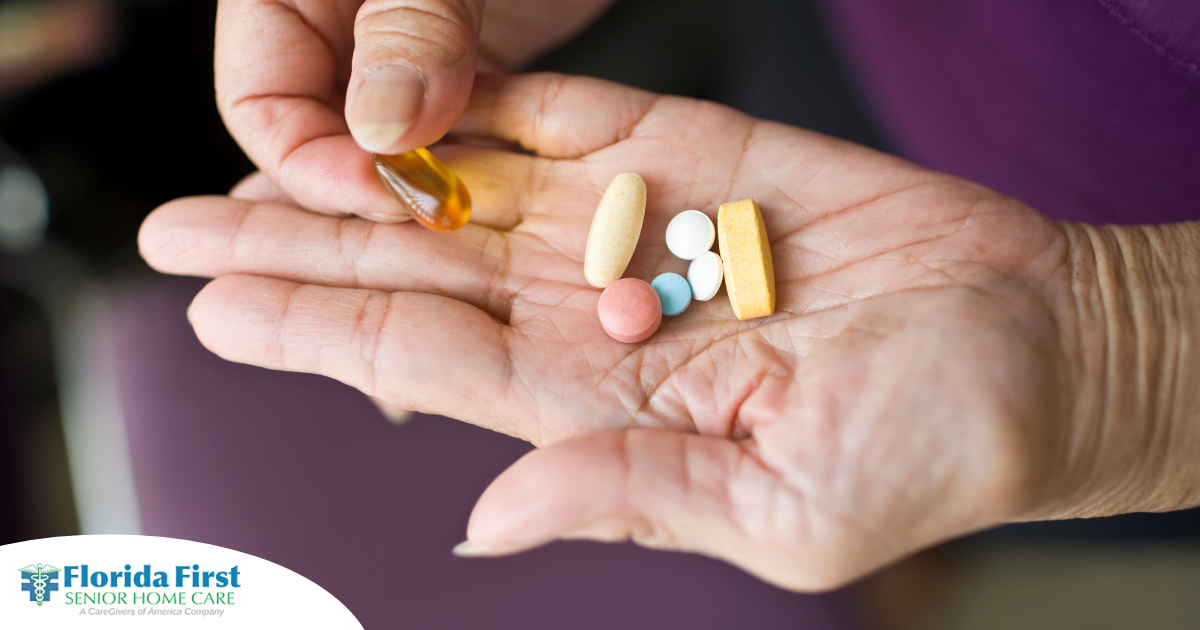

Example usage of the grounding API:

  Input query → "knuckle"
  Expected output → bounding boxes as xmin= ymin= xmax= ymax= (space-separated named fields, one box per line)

xmin=355 ymin=0 xmax=477 ymax=62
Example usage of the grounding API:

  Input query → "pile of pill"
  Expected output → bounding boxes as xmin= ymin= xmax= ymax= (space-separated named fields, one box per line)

xmin=370 ymin=156 xmax=777 ymax=337
xmin=585 ymin=172 xmax=776 ymax=343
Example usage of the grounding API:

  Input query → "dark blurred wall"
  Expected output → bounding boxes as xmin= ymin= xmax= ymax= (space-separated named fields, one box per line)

xmin=531 ymin=0 xmax=885 ymax=149
xmin=0 ymin=289 xmax=77 ymax=544
xmin=0 ymin=0 xmax=254 ymax=544
xmin=0 ymin=0 xmax=254 ymax=267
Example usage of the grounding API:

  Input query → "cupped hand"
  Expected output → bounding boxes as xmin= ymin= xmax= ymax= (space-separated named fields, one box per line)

xmin=143 ymin=73 xmax=1098 ymax=590
xmin=216 ymin=0 xmax=613 ymax=219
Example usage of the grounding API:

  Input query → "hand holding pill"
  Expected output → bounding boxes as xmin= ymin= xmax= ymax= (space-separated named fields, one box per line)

xmin=146 ymin=73 xmax=1139 ymax=593
xmin=213 ymin=0 xmax=608 ymax=221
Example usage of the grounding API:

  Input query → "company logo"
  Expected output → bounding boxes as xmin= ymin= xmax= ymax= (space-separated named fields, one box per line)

xmin=17 ymin=562 xmax=242 ymax=611
xmin=3 ymin=536 xmax=361 ymax=626
xmin=20 ymin=563 xmax=60 ymax=606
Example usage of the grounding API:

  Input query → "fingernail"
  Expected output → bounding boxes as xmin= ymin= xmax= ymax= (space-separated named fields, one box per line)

xmin=369 ymin=395 xmax=414 ymax=425
xmin=451 ymin=541 xmax=492 ymax=558
xmin=348 ymin=64 xmax=425 ymax=153
xmin=185 ymin=303 xmax=195 ymax=325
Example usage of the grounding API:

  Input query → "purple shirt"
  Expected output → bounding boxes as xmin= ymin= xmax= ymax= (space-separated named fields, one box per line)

xmin=824 ymin=0 xmax=1200 ymax=224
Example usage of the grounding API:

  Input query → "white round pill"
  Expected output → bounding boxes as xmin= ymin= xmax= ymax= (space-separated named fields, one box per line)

xmin=665 ymin=210 xmax=715 ymax=260
xmin=687 ymin=251 xmax=724 ymax=301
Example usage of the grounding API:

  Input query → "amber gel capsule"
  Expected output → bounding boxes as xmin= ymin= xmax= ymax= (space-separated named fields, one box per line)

xmin=372 ymin=148 xmax=472 ymax=231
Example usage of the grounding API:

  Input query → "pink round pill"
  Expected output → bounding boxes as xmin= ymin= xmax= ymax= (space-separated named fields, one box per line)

xmin=597 ymin=278 xmax=662 ymax=343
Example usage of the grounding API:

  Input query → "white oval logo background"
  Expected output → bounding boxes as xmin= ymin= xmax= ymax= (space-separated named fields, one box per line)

xmin=0 ymin=535 xmax=362 ymax=628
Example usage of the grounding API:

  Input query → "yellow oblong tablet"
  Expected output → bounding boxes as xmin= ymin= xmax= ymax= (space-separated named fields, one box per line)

xmin=717 ymin=199 xmax=775 ymax=320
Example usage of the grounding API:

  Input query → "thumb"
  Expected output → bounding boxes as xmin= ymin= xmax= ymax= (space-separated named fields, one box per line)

xmin=346 ymin=0 xmax=487 ymax=154
xmin=456 ymin=429 xmax=831 ymax=591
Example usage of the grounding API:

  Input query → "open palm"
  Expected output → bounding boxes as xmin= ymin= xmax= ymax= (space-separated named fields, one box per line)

xmin=141 ymin=73 xmax=1085 ymax=590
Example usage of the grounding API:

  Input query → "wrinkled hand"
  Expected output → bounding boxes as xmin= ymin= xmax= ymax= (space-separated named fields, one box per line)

xmin=216 ymin=0 xmax=614 ymax=219
xmin=142 ymin=73 xmax=1102 ymax=590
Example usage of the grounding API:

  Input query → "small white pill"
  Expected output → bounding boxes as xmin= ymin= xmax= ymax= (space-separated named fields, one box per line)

xmin=665 ymin=210 xmax=715 ymax=260
xmin=687 ymin=251 xmax=724 ymax=301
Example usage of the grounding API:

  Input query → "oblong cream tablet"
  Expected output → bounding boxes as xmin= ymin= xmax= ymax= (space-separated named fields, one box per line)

xmin=665 ymin=210 xmax=715 ymax=260
xmin=687 ymin=251 xmax=723 ymax=301
xmin=584 ymin=172 xmax=646 ymax=288
xmin=717 ymin=199 xmax=775 ymax=320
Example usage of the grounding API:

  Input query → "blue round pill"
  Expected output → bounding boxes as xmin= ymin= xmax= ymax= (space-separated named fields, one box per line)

xmin=651 ymin=272 xmax=692 ymax=316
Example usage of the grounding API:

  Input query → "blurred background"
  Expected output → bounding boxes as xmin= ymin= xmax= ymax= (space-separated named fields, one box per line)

xmin=1 ymin=0 xmax=1198 ymax=628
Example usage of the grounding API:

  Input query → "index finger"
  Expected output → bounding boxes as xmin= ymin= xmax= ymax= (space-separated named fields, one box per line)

xmin=214 ymin=0 xmax=404 ymax=219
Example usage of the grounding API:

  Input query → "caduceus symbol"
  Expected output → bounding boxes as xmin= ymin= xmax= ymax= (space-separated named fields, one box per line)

xmin=20 ymin=563 xmax=60 ymax=607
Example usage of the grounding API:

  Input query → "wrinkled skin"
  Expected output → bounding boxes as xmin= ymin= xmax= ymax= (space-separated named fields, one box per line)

xmin=141 ymin=73 xmax=1085 ymax=590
